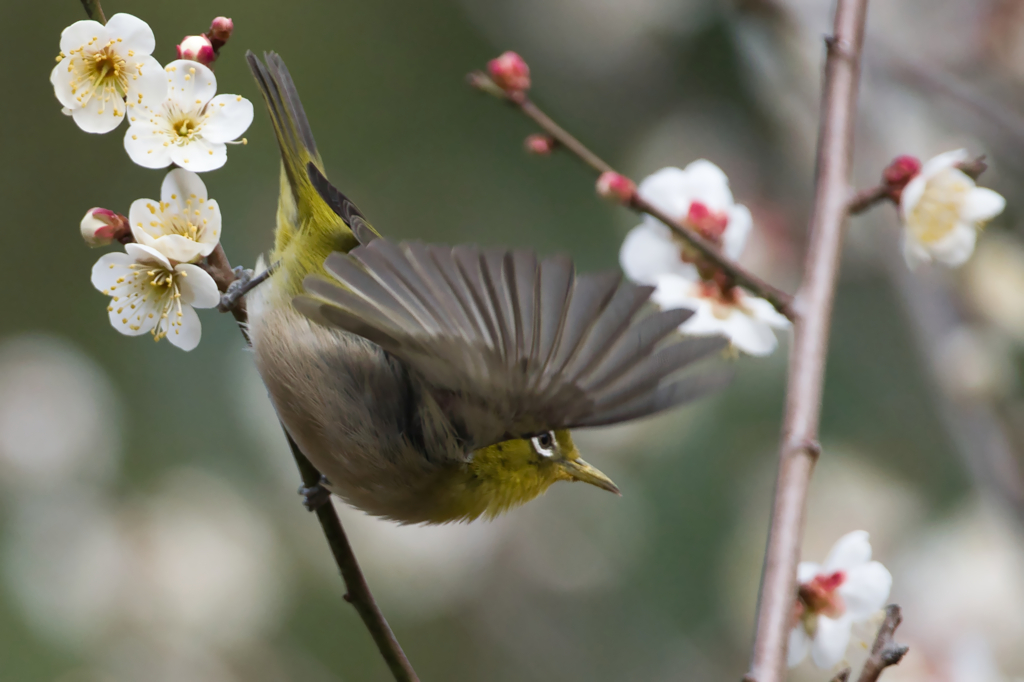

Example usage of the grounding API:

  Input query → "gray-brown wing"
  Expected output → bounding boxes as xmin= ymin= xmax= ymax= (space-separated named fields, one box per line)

xmin=294 ymin=238 xmax=731 ymax=448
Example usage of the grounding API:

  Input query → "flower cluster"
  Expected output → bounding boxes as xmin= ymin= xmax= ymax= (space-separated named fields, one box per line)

xmin=52 ymin=14 xmax=249 ymax=351
xmin=619 ymin=161 xmax=790 ymax=356
xmin=788 ymin=531 xmax=892 ymax=670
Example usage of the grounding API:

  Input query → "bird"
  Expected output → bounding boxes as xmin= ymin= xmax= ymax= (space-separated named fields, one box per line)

xmin=244 ymin=52 xmax=731 ymax=524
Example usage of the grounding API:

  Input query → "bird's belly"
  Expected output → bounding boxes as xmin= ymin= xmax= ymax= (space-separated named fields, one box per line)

xmin=249 ymin=301 xmax=461 ymax=521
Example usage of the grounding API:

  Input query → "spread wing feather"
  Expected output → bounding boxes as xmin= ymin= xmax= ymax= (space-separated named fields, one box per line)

xmin=296 ymin=238 xmax=730 ymax=448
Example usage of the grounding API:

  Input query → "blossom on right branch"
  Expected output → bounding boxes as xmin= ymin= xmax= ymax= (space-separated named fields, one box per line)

xmin=901 ymin=149 xmax=1005 ymax=269
xmin=788 ymin=531 xmax=892 ymax=670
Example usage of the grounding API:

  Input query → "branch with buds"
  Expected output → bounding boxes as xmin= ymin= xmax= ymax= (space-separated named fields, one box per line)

xmin=857 ymin=605 xmax=909 ymax=682
xmin=467 ymin=59 xmax=796 ymax=320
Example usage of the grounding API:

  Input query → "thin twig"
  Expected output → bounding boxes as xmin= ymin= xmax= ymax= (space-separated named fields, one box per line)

xmin=467 ymin=72 xmax=797 ymax=319
xmin=79 ymin=0 xmax=106 ymax=23
xmin=856 ymin=605 xmax=909 ymax=682
xmin=746 ymin=1 xmax=871 ymax=681
xmin=830 ymin=667 xmax=852 ymax=682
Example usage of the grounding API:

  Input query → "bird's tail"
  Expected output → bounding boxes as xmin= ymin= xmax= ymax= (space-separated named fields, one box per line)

xmin=247 ymin=52 xmax=360 ymax=292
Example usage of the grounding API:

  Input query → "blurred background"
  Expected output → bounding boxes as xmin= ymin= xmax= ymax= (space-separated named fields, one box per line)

xmin=2 ymin=0 xmax=1024 ymax=679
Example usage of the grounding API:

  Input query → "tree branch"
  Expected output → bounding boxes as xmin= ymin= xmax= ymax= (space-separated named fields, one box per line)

xmin=856 ymin=605 xmax=909 ymax=682
xmin=467 ymin=73 xmax=796 ymax=320
xmin=746 ymin=1 xmax=871 ymax=680
xmin=830 ymin=667 xmax=852 ymax=682
xmin=79 ymin=0 xmax=106 ymax=23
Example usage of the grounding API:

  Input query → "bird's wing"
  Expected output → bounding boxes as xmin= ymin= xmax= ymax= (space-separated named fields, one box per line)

xmin=294 ymin=238 xmax=731 ymax=448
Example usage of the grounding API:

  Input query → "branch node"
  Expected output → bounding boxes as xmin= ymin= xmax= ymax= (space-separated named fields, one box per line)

xmin=825 ymin=35 xmax=853 ymax=58
xmin=856 ymin=604 xmax=909 ymax=682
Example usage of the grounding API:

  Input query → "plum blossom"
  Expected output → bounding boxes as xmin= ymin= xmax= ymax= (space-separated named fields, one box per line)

xmin=788 ymin=531 xmax=892 ymax=670
xmin=901 ymin=149 xmax=1005 ymax=269
xmin=80 ymin=208 xmax=130 ymax=247
xmin=652 ymin=274 xmax=789 ymax=356
xmin=50 ymin=14 xmax=167 ymax=134
xmin=129 ymin=169 xmax=222 ymax=263
xmin=124 ymin=60 xmax=253 ymax=172
xmin=91 ymin=244 xmax=219 ymax=351
xmin=620 ymin=161 xmax=752 ymax=285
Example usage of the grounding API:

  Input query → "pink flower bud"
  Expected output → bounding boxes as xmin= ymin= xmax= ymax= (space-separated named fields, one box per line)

xmin=81 ymin=208 xmax=130 ymax=247
xmin=524 ymin=134 xmax=556 ymax=155
xmin=209 ymin=16 xmax=234 ymax=42
xmin=883 ymin=155 xmax=921 ymax=188
xmin=488 ymin=51 xmax=531 ymax=93
xmin=176 ymin=35 xmax=216 ymax=65
xmin=596 ymin=172 xmax=636 ymax=204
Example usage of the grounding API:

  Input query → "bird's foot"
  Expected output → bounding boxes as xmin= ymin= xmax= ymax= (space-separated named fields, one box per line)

xmin=299 ymin=476 xmax=332 ymax=512
xmin=218 ymin=263 xmax=278 ymax=312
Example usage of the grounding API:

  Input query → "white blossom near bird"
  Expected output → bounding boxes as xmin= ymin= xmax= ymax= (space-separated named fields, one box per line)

xmin=788 ymin=531 xmax=892 ymax=670
xmin=129 ymin=168 xmax=222 ymax=263
xmin=620 ymin=161 xmax=752 ymax=285
xmin=50 ymin=14 xmax=167 ymax=134
xmin=124 ymin=60 xmax=253 ymax=172
xmin=652 ymin=273 xmax=789 ymax=356
xmin=91 ymin=243 xmax=220 ymax=351
xmin=900 ymin=149 xmax=1005 ymax=269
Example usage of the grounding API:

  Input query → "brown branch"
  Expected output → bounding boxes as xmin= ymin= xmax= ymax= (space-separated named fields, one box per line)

xmin=80 ymin=0 xmax=106 ymax=23
xmin=746 ymin=0 xmax=871 ymax=680
xmin=830 ymin=667 xmax=852 ymax=682
xmin=856 ymin=605 xmax=909 ymax=682
xmin=467 ymin=72 xmax=796 ymax=320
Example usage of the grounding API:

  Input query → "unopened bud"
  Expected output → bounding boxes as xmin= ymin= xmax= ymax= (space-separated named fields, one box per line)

xmin=177 ymin=35 xmax=216 ymax=65
xmin=525 ymin=134 xmax=556 ymax=155
xmin=81 ymin=208 xmax=130 ymax=247
xmin=488 ymin=51 xmax=530 ymax=92
xmin=596 ymin=172 xmax=636 ymax=204
xmin=209 ymin=16 xmax=234 ymax=43
xmin=883 ymin=155 xmax=921 ymax=188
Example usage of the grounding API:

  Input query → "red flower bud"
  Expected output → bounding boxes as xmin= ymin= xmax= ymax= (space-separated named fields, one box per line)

xmin=209 ymin=16 xmax=234 ymax=43
xmin=883 ymin=155 xmax=922 ymax=188
xmin=81 ymin=208 xmax=130 ymax=247
xmin=596 ymin=172 xmax=636 ymax=204
xmin=524 ymin=134 xmax=556 ymax=155
xmin=488 ymin=51 xmax=531 ymax=93
xmin=177 ymin=35 xmax=216 ymax=65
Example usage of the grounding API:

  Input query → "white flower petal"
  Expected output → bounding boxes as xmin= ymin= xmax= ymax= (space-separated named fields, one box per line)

xmin=60 ymin=20 xmax=107 ymax=55
xmin=678 ymin=159 xmax=734 ymax=211
xmin=788 ymin=625 xmax=812 ymax=668
xmin=742 ymin=294 xmax=792 ymax=329
xmin=961 ymin=187 xmax=1006 ymax=224
xmin=164 ymin=59 xmax=217 ymax=108
xmin=166 ymin=304 xmax=202 ymax=351
xmin=161 ymin=168 xmax=209 ymax=206
xmin=620 ymin=224 xmax=695 ymax=285
xmin=798 ymin=562 xmax=822 ymax=584
xmin=901 ymin=231 xmax=930 ymax=270
xmin=51 ymin=58 xmax=78 ymax=109
xmin=919 ymin=148 xmax=968 ymax=180
xmin=723 ymin=205 xmax=752 ymax=260
xmin=637 ymin=167 xmax=693 ymax=218
xmin=811 ymin=616 xmax=853 ymax=669
xmin=108 ymin=297 xmax=158 ymax=337
xmin=125 ymin=243 xmax=172 ymax=270
xmin=899 ymin=174 xmax=927 ymax=217
xmin=929 ymin=222 xmax=977 ymax=268
xmin=650 ymin=274 xmax=702 ymax=309
xmin=822 ymin=530 xmax=871 ymax=573
xmin=718 ymin=309 xmax=778 ymax=356
xmin=169 ymin=138 xmax=227 ymax=173
xmin=126 ymin=54 xmax=168 ymax=110
xmin=202 ymin=94 xmax=254 ymax=143
xmin=91 ymin=252 xmax=135 ymax=292
xmin=175 ymin=264 xmax=220 ymax=308
xmin=104 ymin=13 xmax=156 ymax=55
xmin=144 ymin=235 xmax=206 ymax=264
xmin=70 ymin=88 xmax=126 ymax=134
xmin=839 ymin=561 xmax=891 ymax=620
xmin=128 ymin=197 xmax=159 ymax=237
xmin=124 ymin=118 xmax=172 ymax=168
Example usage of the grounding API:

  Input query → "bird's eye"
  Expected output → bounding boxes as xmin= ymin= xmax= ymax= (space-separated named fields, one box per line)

xmin=531 ymin=432 xmax=556 ymax=457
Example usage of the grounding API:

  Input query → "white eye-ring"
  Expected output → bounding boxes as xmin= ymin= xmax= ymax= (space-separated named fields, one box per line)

xmin=531 ymin=432 xmax=556 ymax=458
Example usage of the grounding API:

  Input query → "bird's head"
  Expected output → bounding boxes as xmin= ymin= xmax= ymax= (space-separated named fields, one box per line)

xmin=462 ymin=430 xmax=619 ymax=520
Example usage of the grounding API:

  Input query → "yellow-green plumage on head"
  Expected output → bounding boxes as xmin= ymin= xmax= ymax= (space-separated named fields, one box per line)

xmin=244 ymin=52 xmax=730 ymax=524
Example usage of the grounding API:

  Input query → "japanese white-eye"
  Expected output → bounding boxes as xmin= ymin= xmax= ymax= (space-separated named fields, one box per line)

xmin=245 ymin=53 xmax=729 ymax=524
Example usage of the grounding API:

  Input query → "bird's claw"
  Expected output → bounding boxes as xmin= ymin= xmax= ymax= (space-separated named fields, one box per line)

xmin=299 ymin=476 xmax=332 ymax=512
xmin=218 ymin=268 xmax=255 ymax=312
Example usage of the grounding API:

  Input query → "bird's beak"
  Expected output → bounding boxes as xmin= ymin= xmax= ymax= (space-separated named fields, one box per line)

xmin=559 ymin=458 xmax=621 ymax=495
